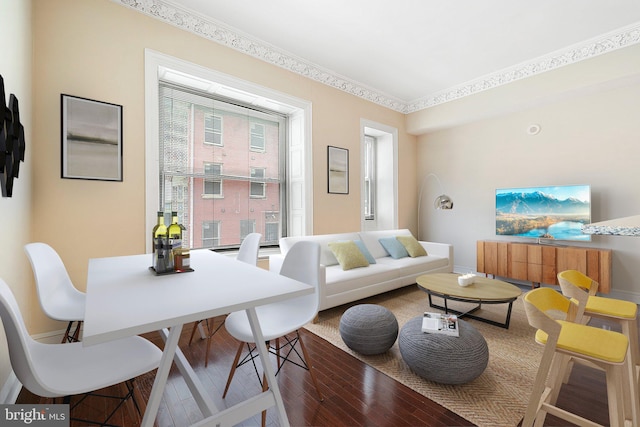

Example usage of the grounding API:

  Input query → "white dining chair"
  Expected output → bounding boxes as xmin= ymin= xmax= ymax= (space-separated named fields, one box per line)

xmin=24 ymin=242 xmax=86 ymax=343
xmin=188 ymin=232 xmax=262 ymax=366
xmin=222 ymin=240 xmax=324 ymax=414
xmin=0 ymin=278 xmax=162 ymax=426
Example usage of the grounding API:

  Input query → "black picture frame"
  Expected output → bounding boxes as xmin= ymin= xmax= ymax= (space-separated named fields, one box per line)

xmin=327 ymin=145 xmax=348 ymax=194
xmin=61 ymin=94 xmax=123 ymax=181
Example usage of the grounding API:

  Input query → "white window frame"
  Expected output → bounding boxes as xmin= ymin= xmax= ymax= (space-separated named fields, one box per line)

xmin=202 ymin=220 xmax=220 ymax=248
xmin=363 ymin=135 xmax=376 ymax=220
xmin=144 ymin=49 xmax=313 ymax=252
xmin=203 ymin=162 xmax=222 ymax=198
xmin=250 ymin=122 xmax=266 ymax=152
xmin=204 ymin=113 xmax=223 ymax=146
xmin=250 ymin=167 xmax=266 ymax=198
xmin=360 ymin=119 xmax=398 ymax=232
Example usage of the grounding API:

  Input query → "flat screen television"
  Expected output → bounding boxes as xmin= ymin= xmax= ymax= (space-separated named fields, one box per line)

xmin=495 ymin=184 xmax=591 ymax=242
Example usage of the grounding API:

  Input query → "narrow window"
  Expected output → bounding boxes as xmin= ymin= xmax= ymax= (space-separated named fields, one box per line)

xmin=364 ymin=135 xmax=376 ymax=220
xmin=250 ymin=122 xmax=265 ymax=151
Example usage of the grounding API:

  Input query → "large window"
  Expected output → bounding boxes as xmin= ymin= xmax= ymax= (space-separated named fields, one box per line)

xmin=145 ymin=50 xmax=312 ymax=251
xmin=159 ymin=83 xmax=286 ymax=250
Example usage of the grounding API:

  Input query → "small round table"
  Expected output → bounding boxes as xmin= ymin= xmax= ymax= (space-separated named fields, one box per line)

xmin=417 ymin=273 xmax=522 ymax=329
xmin=399 ymin=315 xmax=488 ymax=384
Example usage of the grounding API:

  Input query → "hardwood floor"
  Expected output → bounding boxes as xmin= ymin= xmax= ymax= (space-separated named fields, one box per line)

xmin=16 ymin=315 xmax=616 ymax=426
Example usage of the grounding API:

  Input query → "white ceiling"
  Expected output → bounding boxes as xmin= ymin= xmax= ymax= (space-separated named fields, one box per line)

xmin=122 ymin=0 xmax=640 ymax=112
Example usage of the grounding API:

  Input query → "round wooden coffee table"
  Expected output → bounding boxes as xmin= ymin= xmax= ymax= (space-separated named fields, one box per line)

xmin=416 ymin=273 xmax=522 ymax=329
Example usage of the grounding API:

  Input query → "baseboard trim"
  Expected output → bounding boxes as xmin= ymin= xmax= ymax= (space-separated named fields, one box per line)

xmin=0 ymin=372 xmax=21 ymax=404
xmin=31 ymin=327 xmax=74 ymax=344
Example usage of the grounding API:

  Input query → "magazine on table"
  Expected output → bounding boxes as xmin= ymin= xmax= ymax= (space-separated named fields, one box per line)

xmin=421 ymin=312 xmax=459 ymax=337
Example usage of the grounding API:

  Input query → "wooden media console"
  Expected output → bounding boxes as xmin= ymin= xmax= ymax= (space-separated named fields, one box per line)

xmin=476 ymin=240 xmax=612 ymax=293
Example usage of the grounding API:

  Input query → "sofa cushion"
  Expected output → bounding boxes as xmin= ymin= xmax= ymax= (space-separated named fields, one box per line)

xmin=279 ymin=232 xmax=360 ymax=266
xmin=376 ymin=255 xmax=450 ymax=276
xmin=396 ymin=235 xmax=428 ymax=257
xmin=328 ymin=241 xmax=370 ymax=270
xmin=354 ymin=240 xmax=376 ymax=264
xmin=358 ymin=229 xmax=413 ymax=259
xmin=378 ymin=237 xmax=409 ymax=259
xmin=324 ymin=263 xmax=398 ymax=294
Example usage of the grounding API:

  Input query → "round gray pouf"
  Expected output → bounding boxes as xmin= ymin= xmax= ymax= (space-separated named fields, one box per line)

xmin=399 ymin=316 xmax=488 ymax=384
xmin=339 ymin=304 xmax=398 ymax=355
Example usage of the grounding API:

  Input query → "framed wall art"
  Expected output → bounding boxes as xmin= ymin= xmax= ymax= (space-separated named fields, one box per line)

xmin=327 ymin=145 xmax=348 ymax=194
xmin=61 ymin=94 xmax=123 ymax=181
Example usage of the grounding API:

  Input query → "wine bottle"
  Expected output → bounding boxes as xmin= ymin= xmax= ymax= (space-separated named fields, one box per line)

xmin=153 ymin=211 xmax=168 ymax=272
xmin=168 ymin=211 xmax=182 ymax=270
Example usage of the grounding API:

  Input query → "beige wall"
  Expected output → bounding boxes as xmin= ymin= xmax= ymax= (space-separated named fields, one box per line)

xmin=29 ymin=0 xmax=413 ymax=334
xmin=3 ymin=0 xmax=640 ymax=400
xmin=412 ymin=45 xmax=640 ymax=302
xmin=0 ymin=0 xmax=33 ymax=398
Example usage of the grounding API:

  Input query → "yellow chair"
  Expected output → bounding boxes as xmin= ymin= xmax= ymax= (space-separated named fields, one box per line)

xmin=557 ymin=270 xmax=639 ymax=369
xmin=522 ymin=287 xmax=638 ymax=427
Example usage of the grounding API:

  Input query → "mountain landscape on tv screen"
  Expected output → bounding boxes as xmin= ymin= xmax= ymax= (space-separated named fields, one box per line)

xmin=496 ymin=190 xmax=590 ymax=240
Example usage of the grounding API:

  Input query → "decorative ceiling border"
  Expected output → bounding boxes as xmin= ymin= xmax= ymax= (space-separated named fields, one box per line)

xmin=115 ymin=0 xmax=640 ymax=114
xmin=407 ymin=22 xmax=640 ymax=113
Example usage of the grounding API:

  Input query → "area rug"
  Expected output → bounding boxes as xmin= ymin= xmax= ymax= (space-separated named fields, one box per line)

xmin=303 ymin=286 xmax=542 ymax=427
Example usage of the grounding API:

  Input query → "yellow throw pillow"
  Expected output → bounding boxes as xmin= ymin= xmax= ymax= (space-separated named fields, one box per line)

xmin=328 ymin=241 xmax=370 ymax=270
xmin=396 ymin=235 xmax=428 ymax=257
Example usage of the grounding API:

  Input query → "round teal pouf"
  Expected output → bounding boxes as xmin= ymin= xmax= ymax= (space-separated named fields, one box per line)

xmin=339 ymin=304 xmax=398 ymax=355
xmin=399 ymin=315 xmax=488 ymax=384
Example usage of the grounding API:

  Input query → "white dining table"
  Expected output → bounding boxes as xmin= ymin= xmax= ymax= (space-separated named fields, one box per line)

xmin=82 ymin=249 xmax=313 ymax=427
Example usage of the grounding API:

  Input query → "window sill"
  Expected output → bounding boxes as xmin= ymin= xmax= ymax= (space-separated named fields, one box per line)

xmin=203 ymin=246 xmax=281 ymax=260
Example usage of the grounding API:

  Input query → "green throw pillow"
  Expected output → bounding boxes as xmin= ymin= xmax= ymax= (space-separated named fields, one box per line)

xmin=396 ymin=235 xmax=428 ymax=257
xmin=328 ymin=241 xmax=370 ymax=270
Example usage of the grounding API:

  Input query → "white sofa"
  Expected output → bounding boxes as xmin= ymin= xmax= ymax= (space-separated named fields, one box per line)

xmin=269 ymin=229 xmax=453 ymax=311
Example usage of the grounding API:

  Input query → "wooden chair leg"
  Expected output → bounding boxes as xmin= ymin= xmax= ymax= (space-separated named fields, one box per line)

xmin=621 ymin=350 xmax=640 ymax=426
xmin=188 ymin=320 xmax=201 ymax=345
xmin=204 ymin=332 xmax=214 ymax=368
xmin=261 ymin=373 xmax=268 ymax=427
xmin=222 ymin=342 xmax=245 ymax=398
xmin=61 ymin=321 xmax=73 ymax=343
xmin=296 ymin=330 xmax=323 ymax=401
xmin=71 ymin=321 xmax=82 ymax=342
xmin=522 ymin=345 xmax=557 ymax=427
xmin=605 ymin=364 xmax=625 ymax=427
xmin=133 ymin=378 xmax=148 ymax=419
xmin=119 ymin=381 xmax=140 ymax=424
xmin=203 ymin=317 xmax=226 ymax=367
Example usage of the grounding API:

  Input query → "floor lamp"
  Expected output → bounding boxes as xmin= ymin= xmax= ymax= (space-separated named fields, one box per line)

xmin=417 ymin=173 xmax=453 ymax=240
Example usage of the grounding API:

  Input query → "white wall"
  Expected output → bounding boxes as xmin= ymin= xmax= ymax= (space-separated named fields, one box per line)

xmin=0 ymin=0 xmax=33 ymax=402
xmin=414 ymin=45 xmax=640 ymax=302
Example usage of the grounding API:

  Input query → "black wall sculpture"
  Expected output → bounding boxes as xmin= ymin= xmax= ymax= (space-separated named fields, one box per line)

xmin=0 ymin=74 xmax=26 ymax=197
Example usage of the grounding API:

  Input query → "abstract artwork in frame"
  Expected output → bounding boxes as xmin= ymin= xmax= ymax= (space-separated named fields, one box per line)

xmin=327 ymin=145 xmax=348 ymax=194
xmin=61 ymin=94 xmax=123 ymax=181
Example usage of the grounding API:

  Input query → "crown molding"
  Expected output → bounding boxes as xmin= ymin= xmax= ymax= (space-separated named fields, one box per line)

xmin=115 ymin=0 xmax=640 ymax=114
xmin=406 ymin=22 xmax=640 ymax=113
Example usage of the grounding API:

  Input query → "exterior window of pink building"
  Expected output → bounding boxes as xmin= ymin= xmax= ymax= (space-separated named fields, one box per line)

xmin=159 ymin=84 xmax=285 ymax=250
